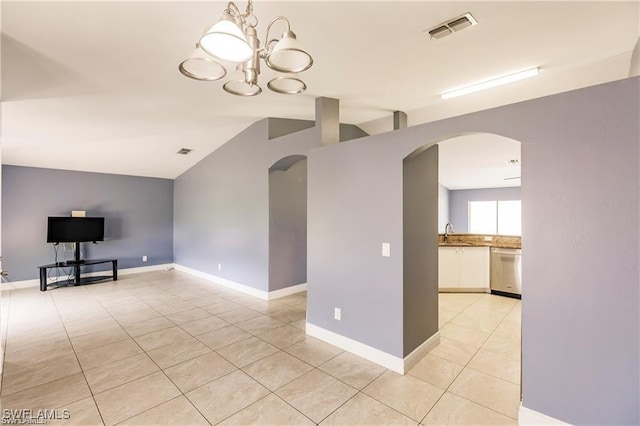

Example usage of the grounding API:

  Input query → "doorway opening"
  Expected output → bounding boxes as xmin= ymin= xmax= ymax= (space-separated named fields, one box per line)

xmin=436 ymin=133 xmax=523 ymax=401
xmin=268 ymin=155 xmax=308 ymax=294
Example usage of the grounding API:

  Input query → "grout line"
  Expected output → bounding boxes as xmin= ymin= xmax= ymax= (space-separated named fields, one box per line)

xmin=269 ymin=392 xmax=318 ymax=425
xmin=212 ymin=392 xmax=273 ymax=425
xmin=3 ymin=273 xmax=520 ymax=425
xmin=0 ymin=288 xmax=13 ymax=396
xmin=90 ymin=277 xmax=209 ymax=425
xmin=420 ymin=293 xmax=522 ymax=421
xmin=49 ymin=287 xmax=107 ymax=426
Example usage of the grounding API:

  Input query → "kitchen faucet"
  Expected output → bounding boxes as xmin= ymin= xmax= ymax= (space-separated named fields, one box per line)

xmin=444 ymin=222 xmax=455 ymax=240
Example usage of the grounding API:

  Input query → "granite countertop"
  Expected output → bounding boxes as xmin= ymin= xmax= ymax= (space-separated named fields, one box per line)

xmin=438 ymin=233 xmax=521 ymax=249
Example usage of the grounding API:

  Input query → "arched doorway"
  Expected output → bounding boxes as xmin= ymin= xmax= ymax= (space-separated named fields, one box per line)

xmin=402 ymin=133 xmax=523 ymax=405
xmin=268 ymin=155 xmax=308 ymax=293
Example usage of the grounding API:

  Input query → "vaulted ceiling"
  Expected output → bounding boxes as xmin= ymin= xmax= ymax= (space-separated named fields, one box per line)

xmin=2 ymin=1 xmax=638 ymax=182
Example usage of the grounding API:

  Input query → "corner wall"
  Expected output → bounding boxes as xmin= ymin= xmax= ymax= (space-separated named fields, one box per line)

xmin=306 ymin=77 xmax=638 ymax=424
xmin=1 ymin=165 xmax=174 ymax=281
xmin=403 ymin=145 xmax=439 ymax=355
xmin=173 ymin=119 xmax=320 ymax=292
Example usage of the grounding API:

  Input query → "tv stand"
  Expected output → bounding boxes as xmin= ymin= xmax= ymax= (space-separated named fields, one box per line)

xmin=38 ymin=242 xmax=117 ymax=291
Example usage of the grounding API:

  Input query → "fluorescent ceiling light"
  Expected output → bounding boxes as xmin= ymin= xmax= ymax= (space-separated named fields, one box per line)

xmin=442 ymin=68 xmax=539 ymax=100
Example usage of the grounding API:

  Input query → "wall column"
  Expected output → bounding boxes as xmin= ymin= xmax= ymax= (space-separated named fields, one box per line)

xmin=394 ymin=111 xmax=408 ymax=130
xmin=316 ymin=97 xmax=340 ymax=146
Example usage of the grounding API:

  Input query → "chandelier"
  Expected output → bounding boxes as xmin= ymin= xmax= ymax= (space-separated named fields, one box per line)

xmin=179 ymin=0 xmax=313 ymax=96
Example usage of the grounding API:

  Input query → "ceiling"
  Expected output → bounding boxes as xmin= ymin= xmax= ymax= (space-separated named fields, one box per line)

xmin=438 ymin=134 xmax=520 ymax=190
xmin=2 ymin=1 xmax=638 ymax=181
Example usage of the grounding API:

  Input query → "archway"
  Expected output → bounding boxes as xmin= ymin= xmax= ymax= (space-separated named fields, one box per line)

xmin=268 ymin=155 xmax=308 ymax=293
xmin=402 ymin=132 xmax=523 ymax=397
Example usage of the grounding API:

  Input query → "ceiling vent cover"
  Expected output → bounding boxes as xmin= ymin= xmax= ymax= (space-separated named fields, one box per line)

xmin=177 ymin=148 xmax=193 ymax=155
xmin=425 ymin=12 xmax=477 ymax=40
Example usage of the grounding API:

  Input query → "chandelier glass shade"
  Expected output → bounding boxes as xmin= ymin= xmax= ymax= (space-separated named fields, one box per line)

xmin=178 ymin=44 xmax=227 ymax=81
xmin=267 ymin=73 xmax=307 ymax=95
xmin=179 ymin=0 xmax=313 ymax=96
xmin=266 ymin=31 xmax=313 ymax=73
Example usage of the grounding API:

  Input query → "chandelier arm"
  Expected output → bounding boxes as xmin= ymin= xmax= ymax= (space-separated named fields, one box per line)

xmin=258 ymin=39 xmax=277 ymax=58
xmin=226 ymin=2 xmax=242 ymax=18
xmin=264 ymin=16 xmax=291 ymax=53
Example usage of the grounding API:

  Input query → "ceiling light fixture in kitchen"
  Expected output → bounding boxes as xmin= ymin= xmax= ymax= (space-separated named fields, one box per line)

xmin=442 ymin=68 xmax=539 ymax=99
xmin=179 ymin=0 xmax=313 ymax=96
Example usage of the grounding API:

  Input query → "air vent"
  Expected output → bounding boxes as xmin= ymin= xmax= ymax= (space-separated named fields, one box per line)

xmin=506 ymin=159 xmax=520 ymax=165
xmin=177 ymin=148 xmax=193 ymax=155
xmin=425 ymin=12 xmax=477 ymax=40
xmin=428 ymin=25 xmax=452 ymax=40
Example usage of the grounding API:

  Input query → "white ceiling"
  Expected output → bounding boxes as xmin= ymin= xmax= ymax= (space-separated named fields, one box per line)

xmin=2 ymin=1 xmax=638 ymax=181
xmin=438 ymin=134 xmax=521 ymax=190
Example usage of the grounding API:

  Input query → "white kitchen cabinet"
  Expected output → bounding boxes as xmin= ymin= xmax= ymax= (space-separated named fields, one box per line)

xmin=438 ymin=247 xmax=460 ymax=288
xmin=438 ymin=246 xmax=490 ymax=291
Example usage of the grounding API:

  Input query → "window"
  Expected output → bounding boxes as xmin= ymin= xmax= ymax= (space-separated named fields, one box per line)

xmin=468 ymin=200 xmax=521 ymax=236
xmin=497 ymin=200 xmax=521 ymax=236
xmin=468 ymin=201 xmax=497 ymax=234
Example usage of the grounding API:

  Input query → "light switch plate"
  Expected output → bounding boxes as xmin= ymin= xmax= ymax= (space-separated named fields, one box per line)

xmin=334 ymin=307 xmax=341 ymax=320
xmin=382 ymin=243 xmax=391 ymax=257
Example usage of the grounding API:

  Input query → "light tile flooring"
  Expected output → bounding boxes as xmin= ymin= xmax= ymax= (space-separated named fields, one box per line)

xmin=0 ymin=270 xmax=521 ymax=425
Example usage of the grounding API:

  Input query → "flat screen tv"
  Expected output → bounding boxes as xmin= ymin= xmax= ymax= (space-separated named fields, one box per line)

xmin=47 ymin=217 xmax=105 ymax=243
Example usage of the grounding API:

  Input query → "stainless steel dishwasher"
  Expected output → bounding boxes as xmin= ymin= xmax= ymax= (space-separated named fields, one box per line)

xmin=490 ymin=248 xmax=522 ymax=298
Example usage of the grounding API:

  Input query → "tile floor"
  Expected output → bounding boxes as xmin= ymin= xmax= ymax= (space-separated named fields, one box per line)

xmin=0 ymin=270 xmax=521 ymax=425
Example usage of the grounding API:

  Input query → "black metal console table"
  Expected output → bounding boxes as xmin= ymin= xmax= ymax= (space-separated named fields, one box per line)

xmin=37 ymin=259 xmax=118 ymax=291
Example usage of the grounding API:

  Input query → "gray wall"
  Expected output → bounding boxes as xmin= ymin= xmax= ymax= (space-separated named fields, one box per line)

xmin=306 ymin=77 xmax=638 ymax=424
xmin=2 ymin=165 xmax=174 ymax=281
xmin=307 ymin=135 xmax=405 ymax=356
xmin=268 ymin=118 xmax=315 ymax=140
xmin=403 ymin=145 xmax=439 ymax=356
xmin=174 ymin=119 xmax=320 ymax=292
xmin=449 ymin=186 xmax=521 ymax=233
xmin=269 ymin=158 xmax=307 ymax=291
xmin=339 ymin=123 xmax=369 ymax=142
xmin=268 ymin=118 xmax=368 ymax=143
xmin=438 ymin=184 xmax=450 ymax=233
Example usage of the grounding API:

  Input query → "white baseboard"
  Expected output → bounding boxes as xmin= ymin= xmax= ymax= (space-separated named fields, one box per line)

xmin=519 ymin=405 xmax=570 ymax=425
xmin=403 ymin=332 xmax=440 ymax=372
xmin=173 ymin=264 xmax=268 ymax=299
xmin=119 ymin=263 xmax=174 ymax=276
xmin=306 ymin=322 xmax=405 ymax=373
xmin=2 ymin=279 xmax=40 ymax=289
xmin=3 ymin=263 xmax=173 ymax=290
xmin=438 ymin=287 xmax=490 ymax=293
xmin=306 ymin=322 xmax=439 ymax=374
xmin=267 ymin=283 xmax=307 ymax=300
xmin=173 ymin=264 xmax=307 ymax=301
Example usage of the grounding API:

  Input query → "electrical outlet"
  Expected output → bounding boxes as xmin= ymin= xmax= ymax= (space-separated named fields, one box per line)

xmin=334 ymin=307 xmax=341 ymax=321
xmin=218 ymin=263 xmax=222 ymax=271
xmin=142 ymin=256 xmax=147 ymax=262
